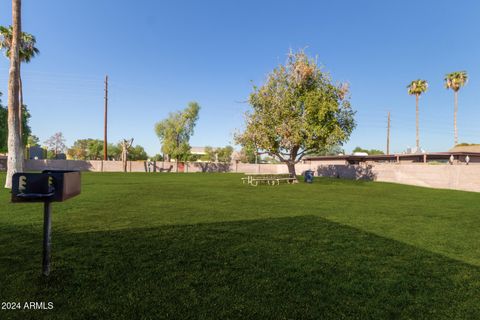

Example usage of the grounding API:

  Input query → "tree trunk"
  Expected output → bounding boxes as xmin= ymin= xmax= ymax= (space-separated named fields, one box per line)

xmin=454 ymin=90 xmax=458 ymax=146
xmin=415 ymin=94 xmax=420 ymax=150
xmin=5 ymin=0 xmax=23 ymax=189
xmin=286 ymin=161 xmax=298 ymax=183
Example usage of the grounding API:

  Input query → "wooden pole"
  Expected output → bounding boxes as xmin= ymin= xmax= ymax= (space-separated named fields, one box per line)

xmin=387 ymin=111 xmax=390 ymax=155
xmin=103 ymin=75 xmax=108 ymax=160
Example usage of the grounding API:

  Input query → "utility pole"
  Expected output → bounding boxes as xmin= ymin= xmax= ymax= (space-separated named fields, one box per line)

xmin=103 ymin=75 xmax=108 ymax=160
xmin=386 ymin=111 xmax=390 ymax=155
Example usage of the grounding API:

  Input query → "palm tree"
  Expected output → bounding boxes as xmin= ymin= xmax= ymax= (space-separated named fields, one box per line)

xmin=407 ymin=79 xmax=428 ymax=150
xmin=445 ymin=71 xmax=468 ymax=146
xmin=0 ymin=25 xmax=39 ymax=140
xmin=5 ymin=0 xmax=23 ymax=188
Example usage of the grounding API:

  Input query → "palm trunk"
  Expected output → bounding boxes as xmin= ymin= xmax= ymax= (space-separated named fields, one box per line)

xmin=5 ymin=0 xmax=23 ymax=188
xmin=18 ymin=65 xmax=23 ymax=143
xmin=454 ymin=90 xmax=458 ymax=146
xmin=415 ymin=94 xmax=419 ymax=150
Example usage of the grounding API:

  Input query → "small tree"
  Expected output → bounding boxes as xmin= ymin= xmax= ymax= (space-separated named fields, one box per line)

xmin=235 ymin=50 xmax=356 ymax=180
xmin=154 ymin=102 xmax=200 ymax=171
xmin=44 ymin=132 xmax=66 ymax=159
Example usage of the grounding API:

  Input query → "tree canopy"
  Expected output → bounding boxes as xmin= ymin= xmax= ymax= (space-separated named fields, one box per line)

xmin=44 ymin=132 xmax=67 ymax=159
xmin=201 ymin=146 xmax=234 ymax=164
xmin=352 ymin=146 xmax=384 ymax=155
xmin=0 ymin=93 xmax=31 ymax=152
xmin=154 ymin=102 xmax=200 ymax=161
xmin=0 ymin=26 xmax=39 ymax=62
xmin=407 ymin=79 xmax=428 ymax=96
xmin=445 ymin=71 xmax=468 ymax=92
xmin=235 ymin=50 xmax=356 ymax=177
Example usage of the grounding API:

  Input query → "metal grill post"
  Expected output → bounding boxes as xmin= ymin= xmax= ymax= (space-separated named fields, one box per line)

xmin=42 ymin=201 xmax=52 ymax=276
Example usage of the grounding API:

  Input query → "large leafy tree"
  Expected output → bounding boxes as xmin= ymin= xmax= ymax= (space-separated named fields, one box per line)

xmin=154 ymin=102 xmax=200 ymax=170
xmin=445 ymin=71 xmax=468 ymax=146
xmin=0 ymin=25 xmax=39 ymax=139
xmin=235 ymin=50 xmax=356 ymax=180
xmin=4 ymin=0 xmax=23 ymax=188
xmin=407 ymin=79 xmax=428 ymax=150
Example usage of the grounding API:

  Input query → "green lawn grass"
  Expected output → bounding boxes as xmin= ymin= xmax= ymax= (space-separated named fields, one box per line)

xmin=1 ymin=172 xmax=480 ymax=319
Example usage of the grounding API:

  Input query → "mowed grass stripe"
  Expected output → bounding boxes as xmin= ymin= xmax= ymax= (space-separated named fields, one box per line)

xmin=1 ymin=172 xmax=480 ymax=319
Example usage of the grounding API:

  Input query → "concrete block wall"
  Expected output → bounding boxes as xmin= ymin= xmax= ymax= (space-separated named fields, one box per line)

xmin=20 ymin=159 xmax=480 ymax=193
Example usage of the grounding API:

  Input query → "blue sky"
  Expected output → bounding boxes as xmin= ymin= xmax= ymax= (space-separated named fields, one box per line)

xmin=0 ymin=0 xmax=479 ymax=155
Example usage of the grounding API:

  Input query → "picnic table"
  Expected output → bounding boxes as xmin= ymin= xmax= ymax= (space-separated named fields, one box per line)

xmin=242 ymin=173 xmax=295 ymax=186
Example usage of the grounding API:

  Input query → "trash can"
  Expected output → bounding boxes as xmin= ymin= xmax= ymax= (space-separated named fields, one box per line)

xmin=304 ymin=170 xmax=314 ymax=183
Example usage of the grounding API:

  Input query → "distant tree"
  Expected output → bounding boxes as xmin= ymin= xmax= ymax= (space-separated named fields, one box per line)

xmin=107 ymin=143 xmax=121 ymax=160
xmin=68 ymin=139 xmax=113 ymax=160
xmin=20 ymin=104 xmax=31 ymax=145
xmin=445 ymin=71 xmax=468 ymax=146
xmin=201 ymin=146 xmax=216 ymax=162
xmin=44 ymin=132 xmax=66 ymax=159
xmin=67 ymin=139 xmax=89 ymax=160
xmin=151 ymin=154 xmax=164 ymax=161
xmin=187 ymin=153 xmax=201 ymax=162
xmin=199 ymin=146 xmax=233 ymax=164
xmin=87 ymin=139 xmax=103 ymax=160
xmin=235 ymin=50 xmax=356 ymax=180
xmin=407 ymin=79 xmax=428 ymax=150
xmin=27 ymin=134 xmax=39 ymax=146
xmin=307 ymin=144 xmax=344 ymax=156
xmin=128 ymin=145 xmax=148 ymax=161
xmin=154 ymin=102 xmax=200 ymax=171
xmin=216 ymin=146 xmax=233 ymax=164
xmin=0 ymin=26 xmax=39 ymax=139
xmin=262 ymin=156 xmax=281 ymax=164
xmin=238 ymin=145 xmax=257 ymax=164
xmin=0 ymin=100 xmax=32 ymax=150
xmin=352 ymin=146 xmax=384 ymax=155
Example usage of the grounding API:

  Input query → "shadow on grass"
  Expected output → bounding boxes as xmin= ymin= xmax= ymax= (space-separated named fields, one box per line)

xmin=1 ymin=216 xmax=480 ymax=319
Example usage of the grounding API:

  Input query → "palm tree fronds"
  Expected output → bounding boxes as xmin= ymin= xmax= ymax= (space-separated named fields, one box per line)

xmin=407 ymin=79 xmax=428 ymax=96
xmin=445 ymin=71 xmax=468 ymax=91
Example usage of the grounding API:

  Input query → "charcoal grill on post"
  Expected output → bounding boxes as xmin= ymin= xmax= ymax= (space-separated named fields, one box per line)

xmin=11 ymin=170 xmax=81 ymax=276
